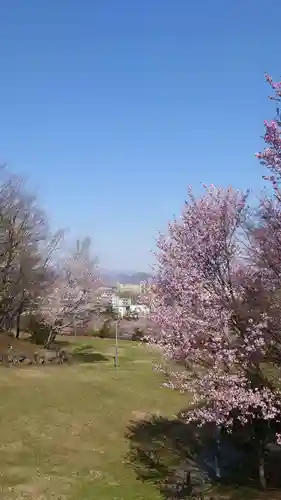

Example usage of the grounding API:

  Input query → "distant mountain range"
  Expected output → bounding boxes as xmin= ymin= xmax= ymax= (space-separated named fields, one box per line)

xmin=100 ymin=270 xmax=153 ymax=286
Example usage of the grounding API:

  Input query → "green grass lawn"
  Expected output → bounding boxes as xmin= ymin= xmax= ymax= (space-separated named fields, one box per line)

xmin=0 ymin=336 xmax=281 ymax=500
xmin=0 ymin=336 xmax=184 ymax=500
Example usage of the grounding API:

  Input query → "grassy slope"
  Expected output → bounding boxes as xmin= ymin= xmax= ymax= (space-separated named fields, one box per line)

xmin=0 ymin=337 xmax=184 ymax=500
xmin=0 ymin=336 xmax=280 ymax=500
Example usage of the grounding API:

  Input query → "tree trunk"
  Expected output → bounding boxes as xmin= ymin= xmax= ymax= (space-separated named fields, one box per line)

xmin=15 ymin=307 xmax=22 ymax=339
xmin=255 ymin=436 xmax=267 ymax=490
xmin=258 ymin=450 xmax=266 ymax=490
xmin=7 ymin=315 xmax=12 ymax=332
xmin=252 ymin=420 xmax=267 ymax=490
xmin=14 ymin=300 xmax=24 ymax=339
xmin=214 ymin=425 xmax=221 ymax=479
xmin=44 ymin=328 xmax=56 ymax=349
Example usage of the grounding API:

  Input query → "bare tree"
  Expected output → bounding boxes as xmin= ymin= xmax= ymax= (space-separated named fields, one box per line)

xmin=39 ymin=237 xmax=101 ymax=347
xmin=0 ymin=167 xmax=63 ymax=334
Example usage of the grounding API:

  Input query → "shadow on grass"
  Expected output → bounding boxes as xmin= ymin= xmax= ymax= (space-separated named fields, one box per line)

xmin=51 ymin=339 xmax=72 ymax=349
xmin=71 ymin=351 xmax=109 ymax=363
xmin=125 ymin=414 xmax=281 ymax=499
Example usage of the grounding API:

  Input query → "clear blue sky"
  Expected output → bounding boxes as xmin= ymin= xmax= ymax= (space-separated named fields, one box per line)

xmin=0 ymin=1 xmax=279 ymax=271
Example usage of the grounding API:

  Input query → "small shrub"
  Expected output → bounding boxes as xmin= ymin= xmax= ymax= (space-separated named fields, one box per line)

xmin=131 ymin=327 xmax=146 ymax=342
xmin=25 ymin=314 xmax=52 ymax=345
xmin=87 ymin=329 xmax=100 ymax=337
xmin=98 ymin=319 xmax=115 ymax=339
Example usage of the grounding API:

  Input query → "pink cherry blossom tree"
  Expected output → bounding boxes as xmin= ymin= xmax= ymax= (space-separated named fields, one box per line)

xmin=148 ymin=185 xmax=280 ymax=428
xmin=147 ymin=189 xmax=280 ymax=489
xmin=39 ymin=237 xmax=101 ymax=348
xmin=253 ymin=77 xmax=281 ymax=370
xmin=254 ymin=76 xmax=281 ymax=288
xmin=147 ymin=97 xmax=281 ymax=486
xmin=256 ymin=74 xmax=281 ymax=199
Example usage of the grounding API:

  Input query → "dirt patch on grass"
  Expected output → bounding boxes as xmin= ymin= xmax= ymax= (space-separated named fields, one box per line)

xmin=131 ymin=410 xmax=149 ymax=420
xmin=13 ymin=475 xmax=73 ymax=500
xmin=14 ymin=369 xmax=49 ymax=378
xmin=131 ymin=410 xmax=162 ymax=421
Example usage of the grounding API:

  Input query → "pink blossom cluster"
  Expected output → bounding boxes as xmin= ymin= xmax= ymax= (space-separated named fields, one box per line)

xmin=40 ymin=243 xmax=101 ymax=337
xmin=256 ymin=75 xmax=281 ymax=197
xmin=147 ymin=183 xmax=281 ymax=432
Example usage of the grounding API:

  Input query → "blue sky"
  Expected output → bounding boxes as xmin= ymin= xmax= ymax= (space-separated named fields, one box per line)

xmin=0 ymin=0 xmax=279 ymax=271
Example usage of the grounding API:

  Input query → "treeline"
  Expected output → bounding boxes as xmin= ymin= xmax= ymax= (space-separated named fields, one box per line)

xmin=0 ymin=167 xmax=100 ymax=347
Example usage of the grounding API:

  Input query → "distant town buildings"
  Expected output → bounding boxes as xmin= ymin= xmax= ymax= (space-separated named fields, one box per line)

xmin=98 ymin=288 xmax=114 ymax=304
xmin=113 ymin=303 xmax=149 ymax=319
xmin=100 ymin=279 xmax=150 ymax=296
xmin=97 ymin=284 xmax=150 ymax=319
xmin=111 ymin=295 xmax=131 ymax=308
xmin=129 ymin=304 xmax=150 ymax=316
xmin=117 ymin=282 xmax=141 ymax=294
xmin=140 ymin=280 xmax=149 ymax=294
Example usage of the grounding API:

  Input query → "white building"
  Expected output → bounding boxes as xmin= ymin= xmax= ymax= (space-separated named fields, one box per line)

xmin=111 ymin=295 xmax=132 ymax=308
xmin=117 ymin=282 xmax=141 ymax=294
xmin=113 ymin=304 xmax=149 ymax=319
xmin=97 ymin=288 xmax=114 ymax=304
xmin=114 ymin=306 xmax=127 ymax=318
xmin=129 ymin=304 xmax=150 ymax=317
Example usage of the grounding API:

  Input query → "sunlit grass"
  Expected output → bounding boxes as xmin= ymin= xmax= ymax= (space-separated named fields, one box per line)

xmin=0 ymin=336 xmax=184 ymax=500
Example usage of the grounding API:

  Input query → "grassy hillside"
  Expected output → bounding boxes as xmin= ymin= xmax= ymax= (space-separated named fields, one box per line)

xmin=0 ymin=337 xmax=183 ymax=500
xmin=0 ymin=336 xmax=280 ymax=499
